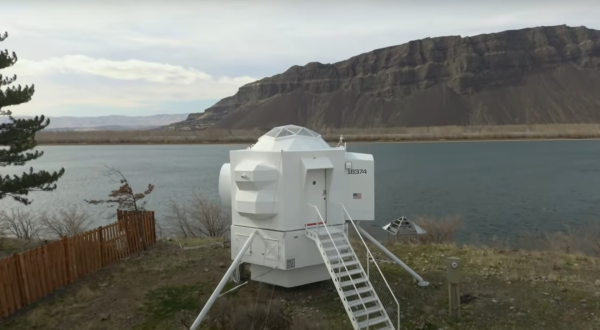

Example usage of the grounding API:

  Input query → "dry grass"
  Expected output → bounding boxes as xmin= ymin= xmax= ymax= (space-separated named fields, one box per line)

xmin=511 ymin=223 xmax=600 ymax=257
xmin=371 ymin=214 xmax=600 ymax=259
xmin=34 ymin=123 xmax=600 ymax=145
xmin=0 ymin=234 xmax=599 ymax=330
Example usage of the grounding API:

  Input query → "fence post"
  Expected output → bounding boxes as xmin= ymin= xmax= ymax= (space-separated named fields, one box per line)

xmin=16 ymin=253 xmax=30 ymax=306
xmin=12 ymin=254 xmax=26 ymax=309
xmin=98 ymin=226 xmax=104 ymax=267
xmin=137 ymin=211 xmax=146 ymax=251
xmin=151 ymin=211 xmax=157 ymax=244
xmin=63 ymin=237 xmax=71 ymax=284
xmin=447 ymin=257 xmax=461 ymax=318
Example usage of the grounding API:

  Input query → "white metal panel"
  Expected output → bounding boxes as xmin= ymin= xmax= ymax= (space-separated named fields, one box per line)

xmin=343 ymin=152 xmax=375 ymax=221
xmin=235 ymin=234 xmax=253 ymax=256
xmin=301 ymin=156 xmax=334 ymax=170
xmin=218 ymin=163 xmax=231 ymax=208
xmin=233 ymin=160 xmax=279 ymax=219
xmin=264 ymin=238 xmax=280 ymax=261
xmin=305 ymin=169 xmax=327 ymax=225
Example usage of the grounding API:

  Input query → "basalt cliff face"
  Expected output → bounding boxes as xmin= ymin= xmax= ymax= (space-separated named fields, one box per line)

xmin=164 ymin=25 xmax=600 ymax=131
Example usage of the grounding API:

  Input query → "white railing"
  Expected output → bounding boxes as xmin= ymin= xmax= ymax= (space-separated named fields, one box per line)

xmin=338 ymin=203 xmax=401 ymax=330
xmin=306 ymin=204 xmax=371 ymax=329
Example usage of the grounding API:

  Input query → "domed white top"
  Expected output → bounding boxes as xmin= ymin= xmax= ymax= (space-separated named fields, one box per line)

xmin=251 ymin=124 xmax=332 ymax=151
xmin=263 ymin=125 xmax=320 ymax=138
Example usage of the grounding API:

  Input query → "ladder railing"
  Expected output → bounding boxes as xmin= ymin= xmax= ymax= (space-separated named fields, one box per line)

xmin=306 ymin=204 xmax=371 ymax=329
xmin=338 ymin=203 xmax=401 ymax=330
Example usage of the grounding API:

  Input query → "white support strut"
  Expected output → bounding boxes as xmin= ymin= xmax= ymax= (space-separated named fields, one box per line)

xmin=189 ymin=230 xmax=259 ymax=330
xmin=356 ymin=225 xmax=430 ymax=287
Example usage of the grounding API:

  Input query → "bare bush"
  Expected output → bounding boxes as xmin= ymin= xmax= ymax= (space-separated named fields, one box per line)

xmin=414 ymin=214 xmax=463 ymax=244
xmin=0 ymin=226 xmax=8 ymax=251
xmin=0 ymin=208 xmax=40 ymax=240
xmin=534 ymin=223 xmax=600 ymax=256
xmin=165 ymin=192 xmax=230 ymax=238
xmin=38 ymin=205 xmax=91 ymax=238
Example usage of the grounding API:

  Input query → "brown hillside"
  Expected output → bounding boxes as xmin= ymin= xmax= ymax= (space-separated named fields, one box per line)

xmin=164 ymin=25 xmax=600 ymax=131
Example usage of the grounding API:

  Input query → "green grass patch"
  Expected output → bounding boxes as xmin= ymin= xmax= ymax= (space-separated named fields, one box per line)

xmin=134 ymin=284 xmax=208 ymax=329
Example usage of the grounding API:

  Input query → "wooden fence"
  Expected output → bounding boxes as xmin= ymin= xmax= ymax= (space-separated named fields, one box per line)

xmin=0 ymin=210 xmax=156 ymax=320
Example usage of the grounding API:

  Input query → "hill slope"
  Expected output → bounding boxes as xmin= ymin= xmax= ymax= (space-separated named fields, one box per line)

xmin=164 ymin=25 xmax=600 ymax=131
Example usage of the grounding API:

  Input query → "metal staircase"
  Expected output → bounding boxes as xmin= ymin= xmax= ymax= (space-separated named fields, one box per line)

xmin=306 ymin=222 xmax=396 ymax=330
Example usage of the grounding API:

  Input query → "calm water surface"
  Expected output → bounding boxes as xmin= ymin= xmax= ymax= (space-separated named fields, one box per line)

xmin=1 ymin=140 xmax=599 ymax=243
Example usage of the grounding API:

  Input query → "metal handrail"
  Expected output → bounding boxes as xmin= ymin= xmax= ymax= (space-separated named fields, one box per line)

xmin=307 ymin=204 xmax=370 ymax=328
xmin=338 ymin=203 xmax=401 ymax=330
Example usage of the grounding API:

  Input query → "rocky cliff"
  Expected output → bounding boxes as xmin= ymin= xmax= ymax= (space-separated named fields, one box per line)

xmin=164 ymin=25 xmax=600 ymax=131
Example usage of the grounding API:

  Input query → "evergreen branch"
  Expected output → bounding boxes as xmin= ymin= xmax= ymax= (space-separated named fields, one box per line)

xmin=0 ymin=30 xmax=65 ymax=205
xmin=0 ymin=74 xmax=17 ymax=87
xmin=0 ymin=167 xmax=65 ymax=205
xmin=0 ymin=84 xmax=35 ymax=109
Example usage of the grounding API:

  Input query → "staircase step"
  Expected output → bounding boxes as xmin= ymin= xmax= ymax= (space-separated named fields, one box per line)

xmin=353 ymin=306 xmax=384 ymax=319
xmin=337 ymin=268 xmax=363 ymax=278
xmin=318 ymin=229 xmax=344 ymax=236
xmin=343 ymin=285 xmax=372 ymax=298
xmin=331 ymin=259 xmax=359 ymax=268
xmin=324 ymin=244 xmax=350 ymax=253
xmin=309 ymin=221 xmax=394 ymax=330
xmin=321 ymin=236 xmax=346 ymax=245
xmin=348 ymin=295 xmax=378 ymax=307
xmin=308 ymin=226 xmax=344 ymax=237
xmin=339 ymin=276 xmax=368 ymax=288
xmin=328 ymin=252 xmax=354 ymax=262
xmin=358 ymin=315 xmax=388 ymax=329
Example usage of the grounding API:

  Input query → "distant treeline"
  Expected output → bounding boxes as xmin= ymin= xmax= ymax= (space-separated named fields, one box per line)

xmin=34 ymin=124 xmax=600 ymax=145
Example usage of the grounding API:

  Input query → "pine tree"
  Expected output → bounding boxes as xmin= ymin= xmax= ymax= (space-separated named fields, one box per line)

xmin=0 ymin=31 xmax=65 ymax=205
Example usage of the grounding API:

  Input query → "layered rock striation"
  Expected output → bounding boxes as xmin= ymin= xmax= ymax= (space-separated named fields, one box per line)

xmin=164 ymin=25 xmax=600 ymax=131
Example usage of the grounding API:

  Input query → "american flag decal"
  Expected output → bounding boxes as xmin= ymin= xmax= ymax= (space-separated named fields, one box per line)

xmin=353 ymin=193 xmax=362 ymax=199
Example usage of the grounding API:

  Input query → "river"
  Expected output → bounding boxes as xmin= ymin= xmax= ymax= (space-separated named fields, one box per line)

xmin=1 ymin=140 xmax=599 ymax=244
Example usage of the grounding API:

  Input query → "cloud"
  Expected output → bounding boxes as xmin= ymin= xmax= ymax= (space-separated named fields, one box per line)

xmin=2 ymin=55 xmax=256 ymax=116
xmin=14 ymin=55 xmax=256 ymax=85
xmin=1 ymin=0 xmax=599 ymax=116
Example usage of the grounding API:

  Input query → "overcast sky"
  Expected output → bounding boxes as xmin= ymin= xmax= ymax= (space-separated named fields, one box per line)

xmin=1 ymin=0 xmax=598 ymax=117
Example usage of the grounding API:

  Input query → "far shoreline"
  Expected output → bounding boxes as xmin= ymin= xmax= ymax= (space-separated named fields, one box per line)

xmin=34 ymin=136 xmax=600 ymax=147
xmin=34 ymin=123 xmax=600 ymax=146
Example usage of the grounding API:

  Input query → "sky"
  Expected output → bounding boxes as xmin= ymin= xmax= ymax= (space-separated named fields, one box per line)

xmin=0 ymin=0 xmax=598 ymax=118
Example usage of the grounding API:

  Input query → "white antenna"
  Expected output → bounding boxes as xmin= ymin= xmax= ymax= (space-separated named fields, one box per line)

xmin=192 ymin=124 xmax=428 ymax=330
xmin=336 ymin=133 xmax=345 ymax=148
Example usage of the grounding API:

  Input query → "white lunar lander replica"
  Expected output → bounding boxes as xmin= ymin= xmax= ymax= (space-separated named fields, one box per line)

xmin=190 ymin=125 xmax=428 ymax=330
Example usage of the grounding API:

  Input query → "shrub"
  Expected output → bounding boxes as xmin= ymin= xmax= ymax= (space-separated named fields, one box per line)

xmin=38 ymin=205 xmax=91 ymax=238
xmin=0 ymin=208 xmax=40 ymax=240
xmin=164 ymin=192 xmax=230 ymax=239
xmin=413 ymin=214 xmax=463 ymax=244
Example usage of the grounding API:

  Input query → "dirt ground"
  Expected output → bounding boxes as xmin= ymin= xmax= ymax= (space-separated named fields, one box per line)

xmin=1 ymin=238 xmax=599 ymax=330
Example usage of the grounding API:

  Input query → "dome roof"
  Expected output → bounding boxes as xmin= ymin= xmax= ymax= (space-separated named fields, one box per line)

xmin=251 ymin=124 xmax=332 ymax=151
xmin=263 ymin=125 xmax=321 ymax=138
